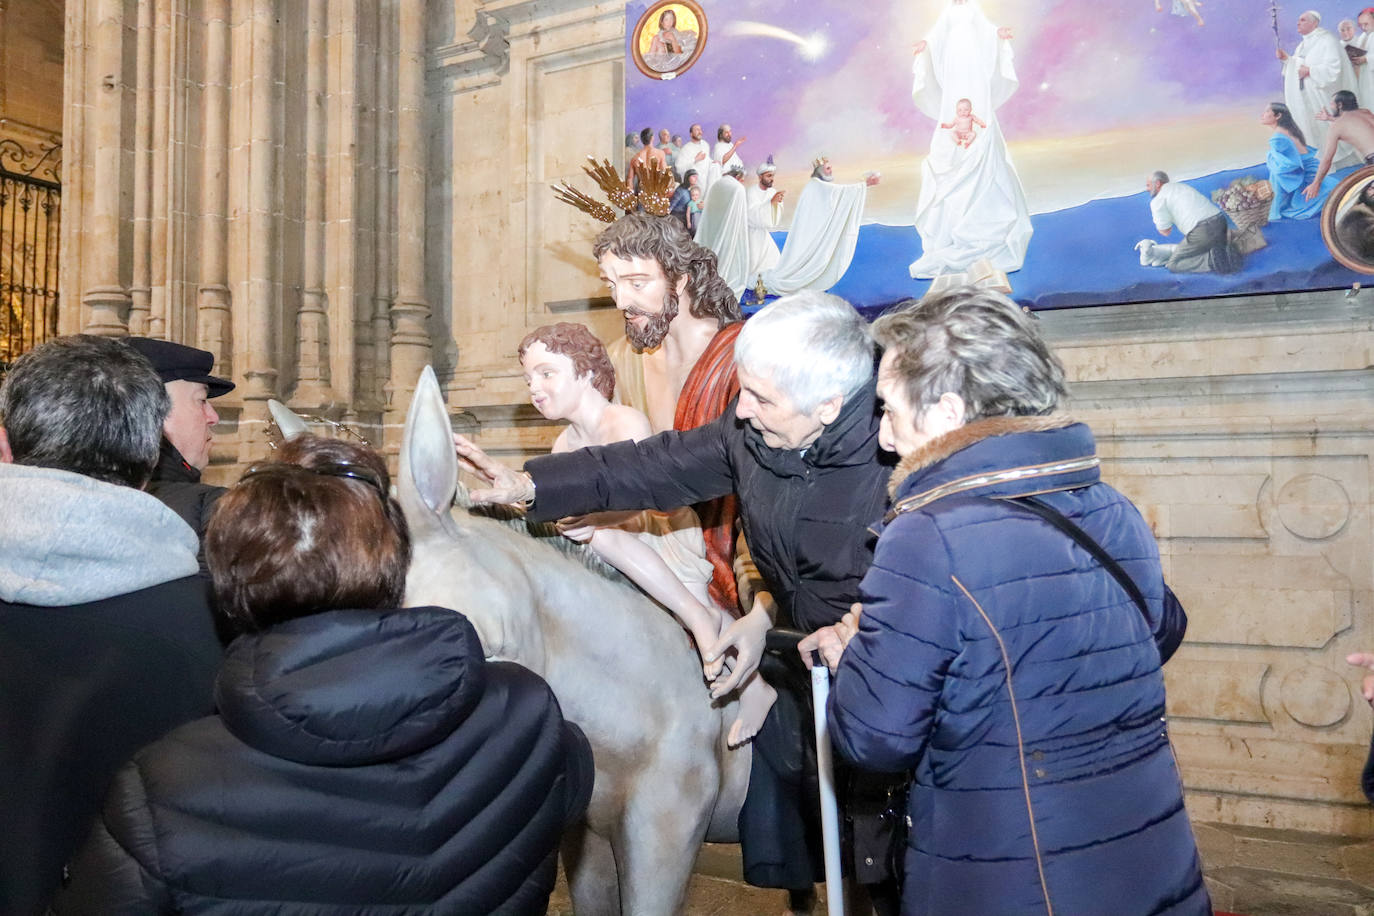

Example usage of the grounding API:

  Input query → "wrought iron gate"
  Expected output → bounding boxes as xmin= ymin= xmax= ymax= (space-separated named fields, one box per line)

xmin=0 ymin=137 xmax=61 ymax=370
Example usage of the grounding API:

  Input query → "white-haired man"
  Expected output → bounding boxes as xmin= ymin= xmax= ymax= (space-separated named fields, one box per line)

xmin=454 ymin=291 xmax=899 ymax=913
xmin=1278 ymin=10 xmax=1359 ymax=162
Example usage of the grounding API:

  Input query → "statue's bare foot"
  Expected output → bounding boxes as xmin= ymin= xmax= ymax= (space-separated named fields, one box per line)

xmin=727 ymin=672 xmax=777 ymax=748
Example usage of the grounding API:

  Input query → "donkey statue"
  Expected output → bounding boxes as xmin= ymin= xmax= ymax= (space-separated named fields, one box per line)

xmin=394 ymin=366 xmax=752 ymax=914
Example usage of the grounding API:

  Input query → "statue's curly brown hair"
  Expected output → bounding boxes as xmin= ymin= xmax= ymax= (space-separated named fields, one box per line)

xmin=592 ymin=213 xmax=741 ymax=327
xmin=518 ymin=322 xmax=616 ymax=400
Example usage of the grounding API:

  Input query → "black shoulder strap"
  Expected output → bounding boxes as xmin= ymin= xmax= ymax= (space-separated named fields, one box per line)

xmin=1003 ymin=495 xmax=1150 ymax=623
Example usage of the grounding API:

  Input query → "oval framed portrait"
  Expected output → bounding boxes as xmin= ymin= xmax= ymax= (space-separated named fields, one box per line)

xmin=1321 ymin=164 xmax=1374 ymax=274
xmin=631 ymin=0 xmax=708 ymax=81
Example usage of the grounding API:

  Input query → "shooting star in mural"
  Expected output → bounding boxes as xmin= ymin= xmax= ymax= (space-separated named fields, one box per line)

xmin=721 ymin=21 xmax=830 ymax=61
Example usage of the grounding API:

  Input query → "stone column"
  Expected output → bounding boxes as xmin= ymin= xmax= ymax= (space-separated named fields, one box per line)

xmin=384 ymin=0 xmax=432 ymax=447
xmin=370 ymin=0 xmax=394 ymax=407
xmin=292 ymin=0 xmax=336 ymax=408
xmin=146 ymin=0 xmax=172 ymax=337
xmin=79 ymin=0 xmax=131 ymax=336
xmin=196 ymin=0 xmax=232 ymax=372
xmin=235 ymin=0 xmax=280 ymax=458
xmin=57 ymin=0 xmax=86 ymax=335
xmin=128 ymin=0 xmax=154 ymax=335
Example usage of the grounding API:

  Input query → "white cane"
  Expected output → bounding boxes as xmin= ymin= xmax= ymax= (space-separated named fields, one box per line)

xmin=810 ymin=652 xmax=845 ymax=916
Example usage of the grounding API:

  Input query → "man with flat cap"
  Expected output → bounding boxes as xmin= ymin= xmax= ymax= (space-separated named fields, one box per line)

xmin=124 ymin=338 xmax=234 ymax=573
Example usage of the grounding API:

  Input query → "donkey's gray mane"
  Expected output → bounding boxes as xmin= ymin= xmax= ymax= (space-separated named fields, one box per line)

xmin=468 ymin=504 xmax=629 ymax=586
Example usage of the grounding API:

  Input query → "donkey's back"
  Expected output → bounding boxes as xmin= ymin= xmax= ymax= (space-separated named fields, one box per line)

xmin=398 ymin=367 xmax=750 ymax=915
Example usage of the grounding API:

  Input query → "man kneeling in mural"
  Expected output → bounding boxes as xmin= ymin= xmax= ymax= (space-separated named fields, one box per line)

xmin=518 ymin=321 xmax=775 ymax=747
xmin=1137 ymin=170 xmax=1241 ymax=274
xmin=455 ymin=292 xmax=900 ymax=914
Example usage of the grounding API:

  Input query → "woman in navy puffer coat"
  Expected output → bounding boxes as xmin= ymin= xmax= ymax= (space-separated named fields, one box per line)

xmin=50 ymin=436 xmax=593 ymax=915
xmin=806 ymin=289 xmax=1210 ymax=916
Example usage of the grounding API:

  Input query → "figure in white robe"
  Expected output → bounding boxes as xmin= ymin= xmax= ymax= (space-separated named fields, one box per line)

xmin=675 ymin=129 xmax=719 ymax=199
xmin=909 ymin=0 xmax=1033 ymax=279
xmin=694 ymin=176 xmax=751 ymax=297
xmin=1352 ymin=16 xmax=1374 ymax=113
xmin=744 ymin=167 xmax=783 ymax=287
xmin=1281 ymin=12 xmax=1360 ymax=168
xmin=763 ymin=160 xmax=876 ymax=296
xmin=713 ymin=125 xmax=745 ymax=175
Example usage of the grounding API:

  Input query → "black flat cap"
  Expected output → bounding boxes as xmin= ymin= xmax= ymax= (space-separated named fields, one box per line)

xmin=125 ymin=337 xmax=235 ymax=398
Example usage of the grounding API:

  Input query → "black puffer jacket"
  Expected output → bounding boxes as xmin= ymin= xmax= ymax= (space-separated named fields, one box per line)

xmin=143 ymin=439 xmax=226 ymax=579
xmin=527 ymin=388 xmax=894 ymax=631
xmin=49 ymin=607 xmax=594 ymax=915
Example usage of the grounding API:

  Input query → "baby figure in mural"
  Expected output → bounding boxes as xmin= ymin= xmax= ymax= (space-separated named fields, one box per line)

xmin=941 ymin=98 xmax=987 ymax=149
xmin=519 ymin=322 xmax=775 ymax=747
xmin=1154 ymin=0 xmax=1204 ymax=27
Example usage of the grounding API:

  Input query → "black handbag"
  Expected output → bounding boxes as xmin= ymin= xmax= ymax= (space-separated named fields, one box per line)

xmin=1004 ymin=495 xmax=1189 ymax=664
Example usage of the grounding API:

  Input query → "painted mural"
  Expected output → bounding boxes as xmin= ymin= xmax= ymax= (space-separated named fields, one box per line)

xmin=623 ymin=0 xmax=1374 ymax=311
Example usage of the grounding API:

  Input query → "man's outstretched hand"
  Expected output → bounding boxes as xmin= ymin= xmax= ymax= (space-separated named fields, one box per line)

xmin=704 ymin=595 xmax=772 ymax=699
xmin=453 ymin=434 xmax=534 ymax=505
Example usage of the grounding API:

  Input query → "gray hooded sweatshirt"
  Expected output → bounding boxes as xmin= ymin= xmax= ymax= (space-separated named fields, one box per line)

xmin=0 ymin=462 xmax=199 ymax=605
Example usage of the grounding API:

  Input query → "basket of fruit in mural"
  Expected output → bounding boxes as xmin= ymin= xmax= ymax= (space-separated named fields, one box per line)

xmin=1214 ymin=176 xmax=1272 ymax=253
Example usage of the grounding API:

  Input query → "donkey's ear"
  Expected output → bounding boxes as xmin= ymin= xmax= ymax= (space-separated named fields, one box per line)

xmin=267 ymin=399 xmax=310 ymax=440
xmin=399 ymin=366 xmax=462 ymax=519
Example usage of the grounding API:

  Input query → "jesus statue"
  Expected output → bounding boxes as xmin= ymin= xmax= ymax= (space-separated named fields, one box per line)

xmin=908 ymin=0 xmax=1033 ymax=280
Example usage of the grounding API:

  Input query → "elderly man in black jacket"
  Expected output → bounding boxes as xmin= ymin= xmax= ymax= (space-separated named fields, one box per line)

xmin=456 ymin=291 xmax=897 ymax=910
xmin=124 ymin=337 xmax=234 ymax=577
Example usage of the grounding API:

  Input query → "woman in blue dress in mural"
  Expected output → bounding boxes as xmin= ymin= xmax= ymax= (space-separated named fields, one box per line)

xmin=1263 ymin=102 xmax=1335 ymax=219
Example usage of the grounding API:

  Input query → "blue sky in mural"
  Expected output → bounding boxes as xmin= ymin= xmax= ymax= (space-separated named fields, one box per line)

xmin=627 ymin=1 xmax=1358 ymax=159
xmin=624 ymin=1 xmax=1369 ymax=308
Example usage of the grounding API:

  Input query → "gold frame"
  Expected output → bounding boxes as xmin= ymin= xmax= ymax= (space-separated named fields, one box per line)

xmin=1320 ymin=164 xmax=1374 ymax=275
xmin=630 ymin=0 xmax=708 ymax=81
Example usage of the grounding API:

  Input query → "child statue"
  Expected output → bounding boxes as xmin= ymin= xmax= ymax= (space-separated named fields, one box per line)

xmin=519 ymin=322 xmax=775 ymax=747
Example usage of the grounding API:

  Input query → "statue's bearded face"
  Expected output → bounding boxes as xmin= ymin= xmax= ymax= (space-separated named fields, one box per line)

xmin=599 ymin=253 xmax=685 ymax=351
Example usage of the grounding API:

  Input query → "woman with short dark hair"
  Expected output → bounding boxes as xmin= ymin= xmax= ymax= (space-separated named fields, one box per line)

xmin=51 ymin=436 xmax=593 ymax=915
xmin=803 ymin=288 xmax=1210 ymax=915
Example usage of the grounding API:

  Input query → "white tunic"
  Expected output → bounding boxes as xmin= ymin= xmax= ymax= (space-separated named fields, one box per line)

xmin=1353 ymin=31 xmax=1374 ymax=114
xmin=762 ymin=178 xmax=870 ymax=295
xmin=1150 ymin=180 xmax=1221 ymax=237
xmin=712 ymin=140 xmax=744 ymax=174
xmin=1284 ymin=27 xmax=1359 ymax=165
xmin=908 ymin=0 xmax=1033 ymax=278
xmin=744 ymin=183 xmax=783 ymax=284
xmin=694 ymin=178 xmax=751 ymax=297
xmin=675 ymin=139 xmax=720 ymax=199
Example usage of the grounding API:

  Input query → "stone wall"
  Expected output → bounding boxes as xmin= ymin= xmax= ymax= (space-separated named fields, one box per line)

xmin=58 ymin=0 xmax=434 ymax=476
xmin=0 ymin=0 xmax=65 ymax=140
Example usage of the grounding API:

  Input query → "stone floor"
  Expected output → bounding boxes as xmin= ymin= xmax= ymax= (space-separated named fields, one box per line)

xmin=549 ymin=826 xmax=1374 ymax=915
